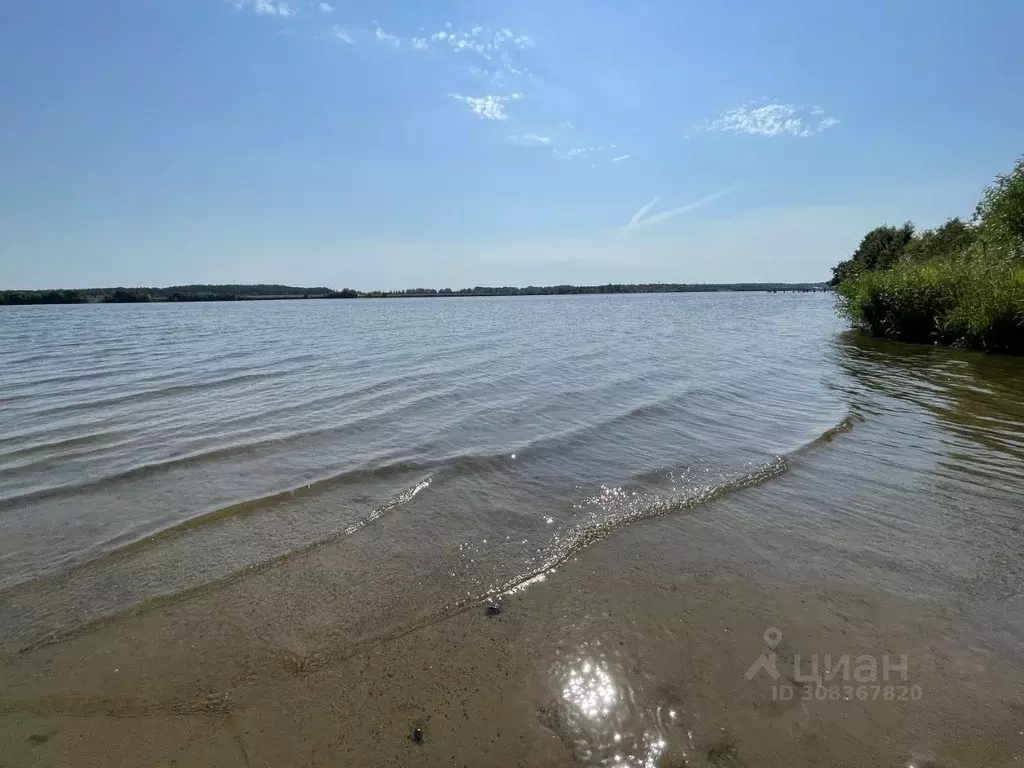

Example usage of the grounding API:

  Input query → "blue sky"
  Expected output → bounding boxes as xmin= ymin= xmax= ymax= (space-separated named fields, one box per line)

xmin=2 ymin=0 xmax=1022 ymax=290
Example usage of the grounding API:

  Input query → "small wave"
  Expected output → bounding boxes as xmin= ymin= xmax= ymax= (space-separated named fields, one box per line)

xmin=9 ymin=475 xmax=435 ymax=652
xmin=483 ymin=416 xmax=857 ymax=603
xmin=11 ymin=370 xmax=287 ymax=419
xmin=0 ymin=355 xmax=314 ymax=407
xmin=468 ymin=455 xmax=792 ymax=603
xmin=342 ymin=478 xmax=431 ymax=536
xmin=6 ymin=414 xmax=857 ymax=654
xmin=0 ymin=428 xmax=130 ymax=465
xmin=818 ymin=417 xmax=854 ymax=443
xmin=0 ymin=374 xmax=506 ymax=506
xmin=0 ymin=462 xmax=433 ymax=596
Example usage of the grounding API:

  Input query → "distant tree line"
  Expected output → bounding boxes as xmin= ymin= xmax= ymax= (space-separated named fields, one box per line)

xmin=0 ymin=289 xmax=89 ymax=305
xmin=360 ymin=282 xmax=827 ymax=297
xmin=0 ymin=284 xmax=355 ymax=304
xmin=1 ymin=281 xmax=829 ymax=306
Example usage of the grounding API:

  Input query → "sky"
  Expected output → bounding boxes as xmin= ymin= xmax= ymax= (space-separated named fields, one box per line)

xmin=1 ymin=0 xmax=1022 ymax=290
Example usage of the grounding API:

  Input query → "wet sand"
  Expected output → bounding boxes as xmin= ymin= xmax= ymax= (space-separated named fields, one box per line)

xmin=4 ymin=459 xmax=1024 ymax=768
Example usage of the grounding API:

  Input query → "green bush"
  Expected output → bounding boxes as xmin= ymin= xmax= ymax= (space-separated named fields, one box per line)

xmin=836 ymin=253 xmax=1024 ymax=353
xmin=834 ymin=156 xmax=1024 ymax=354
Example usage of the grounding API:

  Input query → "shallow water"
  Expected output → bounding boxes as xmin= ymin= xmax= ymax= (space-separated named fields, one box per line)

xmin=2 ymin=294 xmax=1023 ymax=655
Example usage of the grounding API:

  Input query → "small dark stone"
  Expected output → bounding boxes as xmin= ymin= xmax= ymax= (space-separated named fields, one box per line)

xmin=485 ymin=603 xmax=502 ymax=617
xmin=411 ymin=727 xmax=424 ymax=743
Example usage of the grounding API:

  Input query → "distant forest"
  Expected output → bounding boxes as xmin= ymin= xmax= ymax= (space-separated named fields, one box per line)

xmin=0 ymin=282 xmax=829 ymax=305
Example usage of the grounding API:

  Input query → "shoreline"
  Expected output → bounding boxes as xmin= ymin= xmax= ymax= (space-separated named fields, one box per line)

xmin=0 ymin=283 xmax=830 ymax=305
xmin=4 ymin=504 xmax=1021 ymax=767
xmin=4 ymin=418 xmax=1023 ymax=767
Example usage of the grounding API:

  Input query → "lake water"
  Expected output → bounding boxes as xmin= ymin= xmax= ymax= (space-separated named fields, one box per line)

xmin=3 ymin=293 xmax=1024 ymax=766
xmin=2 ymin=294 xmax=1024 ymax=651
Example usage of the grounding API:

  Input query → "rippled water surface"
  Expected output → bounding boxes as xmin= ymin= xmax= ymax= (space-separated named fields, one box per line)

xmin=2 ymin=294 xmax=1023 ymax=652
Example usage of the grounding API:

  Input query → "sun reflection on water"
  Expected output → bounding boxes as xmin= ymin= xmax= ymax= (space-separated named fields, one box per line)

xmin=555 ymin=643 xmax=672 ymax=767
xmin=563 ymin=658 xmax=618 ymax=720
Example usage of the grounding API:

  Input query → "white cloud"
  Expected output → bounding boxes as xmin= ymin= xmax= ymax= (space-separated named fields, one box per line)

xmin=450 ymin=93 xmax=518 ymax=121
xmin=333 ymin=25 xmax=355 ymax=44
xmin=553 ymin=148 xmax=586 ymax=160
xmin=702 ymin=102 xmax=839 ymax=138
xmin=611 ymin=153 xmax=634 ymax=163
xmin=411 ymin=37 xmax=429 ymax=50
xmin=623 ymin=187 xmax=734 ymax=232
xmin=418 ymin=24 xmax=531 ymax=70
xmin=499 ymin=51 xmax=522 ymax=76
xmin=233 ymin=0 xmax=295 ymax=17
xmin=553 ymin=145 xmax=611 ymax=161
xmin=509 ymin=133 xmax=551 ymax=145
xmin=376 ymin=27 xmax=400 ymax=47
xmin=318 ymin=2 xmax=333 ymax=11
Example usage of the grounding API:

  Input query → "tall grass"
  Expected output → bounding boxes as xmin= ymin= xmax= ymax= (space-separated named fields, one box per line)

xmin=836 ymin=251 xmax=1024 ymax=354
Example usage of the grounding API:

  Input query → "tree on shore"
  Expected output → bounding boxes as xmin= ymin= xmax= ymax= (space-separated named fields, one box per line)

xmin=830 ymin=222 xmax=915 ymax=286
xmin=975 ymin=156 xmax=1024 ymax=262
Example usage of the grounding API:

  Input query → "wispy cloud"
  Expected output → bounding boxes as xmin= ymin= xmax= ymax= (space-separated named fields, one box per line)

xmin=553 ymin=145 xmax=614 ymax=161
xmin=629 ymin=197 xmax=662 ymax=228
xmin=702 ymin=103 xmax=839 ymax=138
xmin=509 ymin=133 xmax=552 ymax=145
xmin=233 ymin=0 xmax=295 ymax=17
xmin=420 ymin=24 xmax=533 ymax=68
xmin=499 ymin=50 xmax=522 ymax=75
xmin=375 ymin=27 xmax=400 ymax=47
xmin=623 ymin=187 xmax=734 ymax=232
xmin=611 ymin=153 xmax=634 ymax=163
xmin=450 ymin=93 xmax=522 ymax=121
xmin=233 ymin=10 xmax=546 ymax=137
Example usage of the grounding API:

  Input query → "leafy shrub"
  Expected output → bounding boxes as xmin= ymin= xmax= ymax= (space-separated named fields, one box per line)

xmin=834 ymin=156 xmax=1024 ymax=353
xmin=836 ymin=252 xmax=1024 ymax=352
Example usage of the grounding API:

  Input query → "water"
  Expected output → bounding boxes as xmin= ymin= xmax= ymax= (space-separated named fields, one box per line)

xmin=2 ymin=293 xmax=1023 ymax=654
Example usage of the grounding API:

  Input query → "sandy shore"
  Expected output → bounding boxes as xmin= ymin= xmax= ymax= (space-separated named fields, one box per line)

xmin=4 ymin=461 xmax=1024 ymax=768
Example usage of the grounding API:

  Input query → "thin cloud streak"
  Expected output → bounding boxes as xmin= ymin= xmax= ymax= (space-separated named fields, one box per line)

xmin=509 ymin=133 xmax=552 ymax=145
xmin=611 ymin=153 xmax=634 ymax=163
xmin=375 ymin=27 xmax=400 ymax=47
xmin=624 ymin=186 xmax=735 ymax=232
xmin=628 ymin=197 xmax=662 ymax=228
xmin=333 ymin=26 xmax=355 ymax=44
